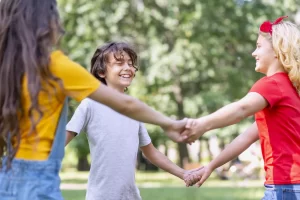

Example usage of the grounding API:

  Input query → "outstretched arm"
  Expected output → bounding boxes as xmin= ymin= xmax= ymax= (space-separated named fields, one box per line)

xmin=141 ymin=143 xmax=186 ymax=179
xmin=185 ymin=123 xmax=259 ymax=187
xmin=182 ymin=92 xmax=267 ymax=143
xmin=89 ymin=86 xmax=187 ymax=142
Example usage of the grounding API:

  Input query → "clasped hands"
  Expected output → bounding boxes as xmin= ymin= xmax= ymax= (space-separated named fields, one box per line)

xmin=162 ymin=117 xmax=213 ymax=187
xmin=163 ymin=117 xmax=210 ymax=144
xmin=182 ymin=165 xmax=213 ymax=187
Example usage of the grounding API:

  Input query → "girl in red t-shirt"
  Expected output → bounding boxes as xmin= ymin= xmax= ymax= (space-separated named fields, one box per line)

xmin=184 ymin=16 xmax=300 ymax=199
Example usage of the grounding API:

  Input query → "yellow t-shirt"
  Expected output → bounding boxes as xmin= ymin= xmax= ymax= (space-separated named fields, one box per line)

xmin=15 ymin=51 xmax=100 ymax=160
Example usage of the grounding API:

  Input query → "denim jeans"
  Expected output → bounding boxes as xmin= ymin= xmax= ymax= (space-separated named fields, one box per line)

xmin=0 ymin=100 xmax=68 ymax=200
xmin=262 ymin=184 xmax=300 ymax=200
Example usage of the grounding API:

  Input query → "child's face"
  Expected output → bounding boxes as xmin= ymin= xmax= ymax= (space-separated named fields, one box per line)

xmin=102 ymin=51 xmax=136 ymax=92
xmin=252 ymin=35 xmax=277 ymax=75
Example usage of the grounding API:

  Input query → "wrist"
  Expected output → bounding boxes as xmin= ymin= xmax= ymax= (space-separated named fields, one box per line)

xmin=161 ymin=118 xmax=175 ymax=130
xmin=207 ymin=162 xmax=216 ymax=172
xmin=177 ymin=168 xmax=186 ymax=179
xmin=197 ymin=116 xmax=213 ymax=131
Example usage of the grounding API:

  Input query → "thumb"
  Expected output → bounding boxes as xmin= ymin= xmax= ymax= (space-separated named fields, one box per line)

xmin=185 ymin=118 xmax=195 ymax=129
xmin=196 ymin=173 xmax=208 ymax=187
xmin=178 ymin=118 xmax=188 ymax=128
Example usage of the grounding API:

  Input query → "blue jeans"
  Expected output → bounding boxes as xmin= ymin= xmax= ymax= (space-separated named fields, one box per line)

xmin=262 ymin=184 xmax=300 ymax=200
xmin=0 ymin=159 xmax=63 ymax=200
xmin=0 ymin=100 xmax=68 ymax=200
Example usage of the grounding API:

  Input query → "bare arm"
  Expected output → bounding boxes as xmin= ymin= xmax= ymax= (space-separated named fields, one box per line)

xmin=140 ymin=143 xmax=185 ymax=179
xmin=208 ymin=122 xmax=259 ymax=170
xmin=65 ymin=131 xmax=77 ymax=146
xmin=185 ymin=123 xmax=259 ymax=187
xmin=89 ymin=86 xmax=187 ymax=142
xmin=183 ymin=92 xmax=267 ymax=143
xmin=89 ymin=86 xmax=173 ymax=127
xmin=204 ymin=93 xmax=266 ymax=130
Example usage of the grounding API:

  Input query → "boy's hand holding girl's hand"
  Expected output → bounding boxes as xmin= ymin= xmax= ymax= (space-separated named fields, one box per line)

xmin=162 ymin=117 xmax=209 ymax=144
xmin=181 ymin=117 xmax=211 ymax=144
xmin=184 ymin=165 xmax=213 ymax=187
xmin=162 ymin=118 xmax=189 ymax=143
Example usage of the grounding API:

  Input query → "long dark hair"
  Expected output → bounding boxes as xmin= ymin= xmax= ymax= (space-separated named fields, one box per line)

xmin=0 ymin=0 xmax=64 ymax=167
xmin=90 ymin=42 xmax=138 ymax=85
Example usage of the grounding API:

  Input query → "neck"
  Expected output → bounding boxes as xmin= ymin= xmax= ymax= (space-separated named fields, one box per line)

xmin=266 ymin=62 xmax=285 ymax=76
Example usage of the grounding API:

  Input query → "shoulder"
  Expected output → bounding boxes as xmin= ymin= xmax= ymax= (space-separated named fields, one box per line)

xmin=49 ymin=50 xmax=88 ymax=76
xmin=251 ymin=74 xmax=281 ymax=92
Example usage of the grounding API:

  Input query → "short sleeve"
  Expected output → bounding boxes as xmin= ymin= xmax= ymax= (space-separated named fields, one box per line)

xmin=249 ymin=77 xmax=282 ymax=108
xmin=50 ymin=51 xmax=101 ymax=101
xmin=66 ymin=99 xmax=91 ymax=135
xmin=138 ymin=123 xmax=151 ymax=147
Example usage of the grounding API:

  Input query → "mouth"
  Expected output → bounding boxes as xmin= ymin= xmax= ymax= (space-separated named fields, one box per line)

xmin=119 ymin=74 xmax=132 ymax=79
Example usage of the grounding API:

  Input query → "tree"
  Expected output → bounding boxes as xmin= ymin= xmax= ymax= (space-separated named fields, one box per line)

xmin=58 ymin=0 xmax=299 ymax=169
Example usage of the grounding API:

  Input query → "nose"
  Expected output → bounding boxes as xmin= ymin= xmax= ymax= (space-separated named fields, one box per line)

xmin=123 ymin=62 xmax=130 ymax=70
xmin=251 ymin=49 xmax=256 ymax=57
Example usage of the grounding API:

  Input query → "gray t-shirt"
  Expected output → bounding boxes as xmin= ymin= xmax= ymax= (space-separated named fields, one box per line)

xmin=66 ymin=98 xmax=151 ymax=200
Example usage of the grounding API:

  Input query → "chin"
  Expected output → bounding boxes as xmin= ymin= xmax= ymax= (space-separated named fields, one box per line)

xmin=120 ymin=83 xmax=131 ymax=88
xmin=255 ymin=65 xmax=262 ymax=72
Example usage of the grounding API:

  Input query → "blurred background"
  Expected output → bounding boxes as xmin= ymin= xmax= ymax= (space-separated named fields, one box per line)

xmin=57 ymin=0 xmax=300 ymax=199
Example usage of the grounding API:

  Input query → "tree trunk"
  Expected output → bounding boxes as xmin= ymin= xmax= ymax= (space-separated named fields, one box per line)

xmin=205 ymin=138 xmax=213 ymax=161
xmin=172 ymin=75 xmax=190 ymax=168
xmin=198 ymin=139 xmax=203 ymax=163
xmin=77 ymin=156 xmax=90 ymax=171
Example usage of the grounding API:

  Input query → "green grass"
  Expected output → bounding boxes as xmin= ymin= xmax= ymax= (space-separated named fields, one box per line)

xmin=61 ymin=171 xmax=265 ymax=200
xmin=62 ymin=187 xmax=264 ymax=200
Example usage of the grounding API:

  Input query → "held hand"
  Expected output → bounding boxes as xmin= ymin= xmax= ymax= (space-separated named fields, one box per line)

xmin=183 ymin=167 xmax=204 ymax=187
xmin=162 ymin=118 xmax=188 ymax=143
xmin=181 ymin=117 xmax=210 ymax=143
xmin=185 ymin=166 xmax=213 ymax=187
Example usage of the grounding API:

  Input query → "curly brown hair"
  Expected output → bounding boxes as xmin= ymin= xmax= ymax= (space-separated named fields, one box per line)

xmin=90 ymin=42 xmax=138 ymax=85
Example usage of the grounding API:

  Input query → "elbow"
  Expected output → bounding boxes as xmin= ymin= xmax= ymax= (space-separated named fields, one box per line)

xmin=235 ymin=102 xmax=252 ymax=121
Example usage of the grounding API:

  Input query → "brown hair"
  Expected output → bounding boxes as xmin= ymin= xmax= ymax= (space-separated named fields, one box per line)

xmin=90 ymin=42 xmax=138 ymax=85
xmin=0 ymin=0 xmax=64 ymax=168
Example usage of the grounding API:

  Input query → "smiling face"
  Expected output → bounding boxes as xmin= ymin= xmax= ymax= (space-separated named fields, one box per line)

xmin=100 ymin=51 xmax=137 ymax=92
xmin=251 ymin=34 xmax=277 ymax=75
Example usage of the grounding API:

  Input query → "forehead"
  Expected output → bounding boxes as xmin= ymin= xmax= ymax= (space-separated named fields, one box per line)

xmin=256 ymin=34 xmax=270 ymax=44
xmin=107 ymin=51 xmax=131 ymax=61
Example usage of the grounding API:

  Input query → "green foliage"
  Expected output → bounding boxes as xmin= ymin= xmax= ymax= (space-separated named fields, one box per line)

xmin=57 ymin=0 xmax=299 ymax=165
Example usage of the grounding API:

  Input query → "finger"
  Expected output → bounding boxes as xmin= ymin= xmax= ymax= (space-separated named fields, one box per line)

xmin=182 ymin=133 xmax=194 ymax=143
xmin=185 ymin=119 xmax=194 ymax=129
xmin=185 ymin=136 xmax=197 ymax=144
xmin=196 ymin=174 xmax=207 ymax=187
xmin=185 ymin=175 xmax=194 ymax=186
xmin=177 ymin=118 xmax=188 ymax=129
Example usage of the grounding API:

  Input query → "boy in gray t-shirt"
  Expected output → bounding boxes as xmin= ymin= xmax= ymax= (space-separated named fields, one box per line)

xmin=66 ymin=42 xmax=192 ymax=200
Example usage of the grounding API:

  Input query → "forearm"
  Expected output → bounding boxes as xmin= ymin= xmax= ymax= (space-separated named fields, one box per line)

xmin=204 ymin=102 xmax=248 ymax=131
xmin=143 ymin=148 xmax=185 ymax=179
xmin=204 ymin=93 xmax=267 ymax=131
xmin=208 ymin=123 xmax=259 ymax=171
xmin=89 ymin=86 xmax=173 ymax=127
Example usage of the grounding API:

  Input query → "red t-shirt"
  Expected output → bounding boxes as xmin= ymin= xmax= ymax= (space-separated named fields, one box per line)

xmin=250 ymin=72 xmax=300 ymax=184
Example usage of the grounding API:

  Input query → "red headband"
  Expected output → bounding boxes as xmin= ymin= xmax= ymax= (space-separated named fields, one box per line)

xmin=259 ymin=16 xmax=288 ymax=35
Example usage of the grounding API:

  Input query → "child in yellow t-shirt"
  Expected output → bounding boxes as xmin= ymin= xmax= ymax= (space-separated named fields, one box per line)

xmin=0 ymin=1 xmax=186 ymax=199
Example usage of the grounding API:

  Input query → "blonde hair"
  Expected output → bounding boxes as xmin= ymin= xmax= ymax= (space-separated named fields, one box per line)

xmin=261 ymin=21 xmax=300 ymax=93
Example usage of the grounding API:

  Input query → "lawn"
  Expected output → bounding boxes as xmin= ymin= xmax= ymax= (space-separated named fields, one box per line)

xmin=60 ymin=171 xmax=265 ymax=200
